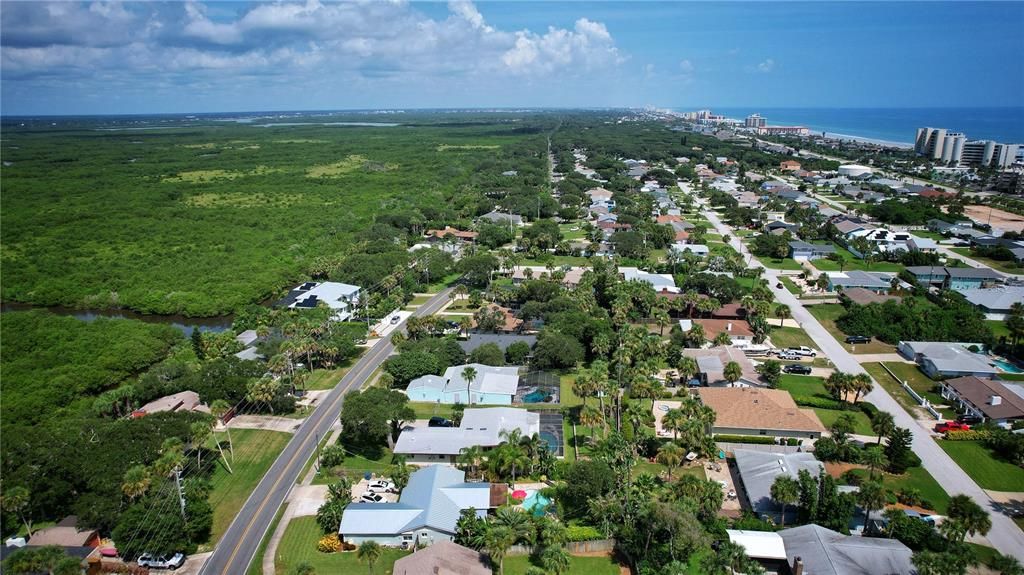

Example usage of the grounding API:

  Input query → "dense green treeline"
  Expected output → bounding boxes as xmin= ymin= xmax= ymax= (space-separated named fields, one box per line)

xmin=0 ymin=117 xmax=550 ymax=316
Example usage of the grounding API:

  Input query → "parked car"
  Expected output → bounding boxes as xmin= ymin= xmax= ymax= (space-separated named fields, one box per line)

xmin=935 ymin=421 xmax=970 ymax=433
xmin=785 ymin=346 xmax=817 ymax=357
xmin=956 ymin=415 xmax=983 ymax=425
xmin=137 ymin=553 xmax=185 ymax=570
xmin=783 ymin=364 xmax=813 ymax=375
xmin=845 ymin=335 xmax=871 ymax=344
xmin=359 ymin=492 xmax=386 ymax=503
xmin=390 ymin=315 xmax=401 ymax=324
xmin=776 ymin=353 xmax=803 ymax=361
xmin=428 ymin=416 xmax=453 ymax=428
xmin=367 ymin=480 xmax=396 ymax=493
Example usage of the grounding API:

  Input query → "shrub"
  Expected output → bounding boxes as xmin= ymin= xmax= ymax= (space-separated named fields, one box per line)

xmin=859 ymin=402 xmax=880 ymax=419
xmin=566 ymin=525 xmax=603 ymax=541
xmin=341 ymin=541 xmax=357 ymax=551
xmin=944 ymin=430 xmax=992 ymax=441
xmin=713 ymin=434 xmax=777 ymax=445
xmin=320 ymin=445 xmax=346 ymax=468
xmin=841 ymin=469 xmax=863 ymax=486
xmin=791 ymin=395 xmax=848 ymax=411
xmin=317 ymin=534 xmax=341 ymax=553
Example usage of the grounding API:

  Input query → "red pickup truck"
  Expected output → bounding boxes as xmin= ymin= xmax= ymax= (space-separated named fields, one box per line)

xmin=935 ymin=421 xmax=970 ymax=433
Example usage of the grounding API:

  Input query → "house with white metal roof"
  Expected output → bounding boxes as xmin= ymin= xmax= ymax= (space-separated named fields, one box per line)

xmin=339 ymin=466 xmax=498 ymax=547
xmin=394 ymin=407 xmax=540 ymax=463
xmin=281 ymin=281 xmax=361 ymax=321
xmin=405 ymin=364 xmax=522 ymax=405
xmin=898 ymin=341 xmax=998 ymax=379
xmin=959 ymin=286 xmax=1024 ymax=320
xmin=620 ymin=267 xmax=680 ymax=294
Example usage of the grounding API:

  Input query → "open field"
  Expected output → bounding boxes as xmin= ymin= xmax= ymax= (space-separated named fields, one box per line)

xmin=805 ymin=303 xmax=896 ymax=354
xmin=206 ymin=429 xmax=293 ymax=545
xmin=275 ymin=516 xmax=409 ymax=574
xmin=811 ymin=245 xmax=904 ymax=273
xmin=767 ymin=326 xmax=819 ymax=351
xmin=964 ymin=205 xmax=1024 ymax=234
xmin=0 ymin=118 xmax=548 ymax=315
xmin=938 ymin=440 xmax=1024 ymax=492
xmin=844 ymin=467 xmax=951 ymax=514
xmin=950 ymin=248 xmax=1024 ymax=274
xmin=775 ymin=375 xmax=873 ymax=434
xmin=505 ymin=554 xmax=622 ymax=575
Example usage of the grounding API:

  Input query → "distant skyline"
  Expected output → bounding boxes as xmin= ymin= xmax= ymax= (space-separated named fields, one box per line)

xmin=2 ymin=1 xmax=1023 ymax=116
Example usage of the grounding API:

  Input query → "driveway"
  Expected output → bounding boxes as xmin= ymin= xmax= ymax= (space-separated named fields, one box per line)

xmin=681 ymin=183 xmax=1024 ymax=560
xmin=226 ymin=415 xmax=301 ymax=433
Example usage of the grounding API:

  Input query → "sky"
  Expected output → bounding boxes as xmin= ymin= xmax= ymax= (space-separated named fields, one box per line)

xmin=2 ymin=1 xmax=1023 ymax=115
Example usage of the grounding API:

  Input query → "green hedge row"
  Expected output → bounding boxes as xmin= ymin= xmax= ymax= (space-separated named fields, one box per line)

xmin=713 ymin=434 xmax=777 ymax=445
xmin=944 ymin=430 xmax=992 ymax=441
xmin=566 ymin=525 xmax=604 ymax=541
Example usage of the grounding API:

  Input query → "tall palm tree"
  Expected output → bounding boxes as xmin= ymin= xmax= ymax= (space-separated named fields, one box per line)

xmin=210 ymin=399 xmax=235 ymax=467
xmin=723 ymin=361 xmax=743 ymax=386
xmin=676 ymin=356 xmax=699 ymax=384
xmin=851 ymin=373 xmax=873 ymax=403
xmin=356 ymin=541 xmax=382 ymax=575
xmin=945 ymin=494 xmax=992 ymax=542
xmin=1 ymin=487 xmax=33 ymax=537
xmin=656 ymin=442 xmax=685 ymax=478
xmin=458 ymin=445 xmax=485 ymax=480
xmin=189 ymin=421 xmax=211 ymax=469
xmin=857 ymin=481 xmax=887 ymax=533
xmin=540 ymin=545 xmax=571 ymax=575
xmin=775 ymin=304 xmax=791 ymax=327
xmin=699 ymin=540 xmax=765 ymax=575
xmin=579 ymin=405 xmax=604 ymax=442
xmin=121 ymin=465 xmax=151 ymax=501
xmin=863 ymin=446 xmax=888 ymax=479
xmin=484 ymin=525 xmax=515 ymax=575
xmin=462 ymin=366 xmax=478 ymax=405
xmin=662 ymin=408 xmax=687 ymax=440
xmin=870 ymin=411 xmax=895 ymax=445
xmin=770 ymin=475 xmax=799 ymax=527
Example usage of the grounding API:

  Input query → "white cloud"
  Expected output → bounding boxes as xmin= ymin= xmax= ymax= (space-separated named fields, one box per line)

xmin=679 ymin=59 xmax=694 ymax=74
xmin=757 ymin=58 xmax=775 ymax=73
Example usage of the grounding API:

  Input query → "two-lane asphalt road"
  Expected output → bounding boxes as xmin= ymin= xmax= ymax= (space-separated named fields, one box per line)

xmin=199 ymin=288 xmax=454 ymax=575
xmin=681 ymin=183 xmax=1024 ymax=560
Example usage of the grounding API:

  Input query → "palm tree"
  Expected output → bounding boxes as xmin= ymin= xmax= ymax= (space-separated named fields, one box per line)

xmin=210 ymin=399 xmax=235 ymax=468
xmin=870 ymin=411 xmax=895 ymax=445
xmin=662 ymin=408 xmax=687 ymax=440
xmin=851 ymin=373 xmax=873 ymax=403
xmin=653 ymin=307 xmax=671 ymax=336
xmin=462 ymin=366 xmax=478 ymax=405
xmin=656 ymin=442 xmax=685 ymax=478
xmin=676 ymin=356 xmax=699 ymax=384
xmin=944 ymin=494 xmax=992 ymax=543
xmin=713 ymin=332 xmax=733 ymax=347
xmin=458 ymin=445 xmax=485 ymax=480
xmin=700 ymin=540 xmax=765 ymax=575
xmin=484 ymin=525 xmax=516 ymax=574
xmin=775 ymin=304 xmax=791 ymax=327
xmin=121 ymin=465 xmax=151 ymax=501
xmin=770 ymin=475 xmax=799 ymax=527
xmin=356 ymin=541 xmax=382 ymax=575
xmin=190 ymin=420 xmax=211 ymax=469
xmin=2 ymin=487 xmax=33 ymax=537
xmin=857 ymin=481 xmax=887 ymax=533
xmin=540 ymin=545 xmax=571 ymax=575
xmin=723 ymin=361 xmax=743 ymax=386
xmin=246 ymin=375 xmax=282 ymax=413
xmin=863 ymin=446 xmax=888 ymax=479
xmin=579 ymin=405 xmax=604 ymax=442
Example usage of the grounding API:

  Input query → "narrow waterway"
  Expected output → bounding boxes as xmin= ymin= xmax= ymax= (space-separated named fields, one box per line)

xmin=0 ymin=302 xmax=233 ymax=336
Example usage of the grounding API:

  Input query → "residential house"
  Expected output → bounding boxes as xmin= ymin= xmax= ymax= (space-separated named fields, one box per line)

xmin=27 ymin=517 xmax=100 ymax=549
xmin=779 ymin=160 xmax=802 ymax=171
xmin=620 ymin=267 xmax=680 ymax=294
xmin=844 ymin=228 xmax=936 ymax=256
xmin=472 ymin=304 xmax=523 ymax=333
xmin=777 ymin=524 xmax=916 ymax=575
xmin=670 ymin=243 xmax=710 ymax=257
xmin=405 ymin=364 xmax=522 ymax=405
xmin=726 ymin=530 xmax=788 ymax=575
xmin=133 ymin=391 xmax=210 ymax=418
xmin=764 ymin=221 xmax=800 ymax=235
xmin=426 ymin=227 xmax=478 ymax=242
xmin=712 ymin=303 xmax=748 ymax=319
xmin=905 ymin=266 xmax=1003 ymax=291
xmin=281 ymin=281 xmax=361 ymax=321
xmin=832 ymin=218 xmax=875 ymax=236
xmin=788 ymin=240 xmax=836 ymax=261
xmin=959 ymin=286 xmax=1024 ymax=320
xmin=339 ymin=466 xmax=502 ymax=547
xmin=457 ymin=334 xmax=537 ymax=356
xmin=510 ymin=265 xmax=587 ymax=287
xmin=656 ymin=214 xmax=682 ymax=224
xmin=678 ymin=319 xmax=753 ymax=346
xmin=898 ymin=341 xmax=998 ymax=379
xmin=392 ymin=541 xmax=491 ymax=575
xmin=393 ymin=407 xmax=540 ymax=463
xmin=479 ymin=211 xmax=524 ymax=226
xmin=682 ymin=347 xmax=761 ymax=387
xmin=696 ymin=387 xmax=826 ymax=439
xmin=234 ymin=330 xmax=263 ymax=361
xmin=941 ymin=376 xmax=1024 ymax=426
xmin=733 ymin=450 xmax=824 ymax=522
xmin=825 ymin=270 xmax=900 ymax=293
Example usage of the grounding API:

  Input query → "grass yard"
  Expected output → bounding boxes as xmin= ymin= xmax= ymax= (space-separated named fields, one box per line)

xmin=559 ymin=222 xmax=589 ymax=240
xmin=988 ymin=320 xmax=1013 ymax=342
xmin=878 ymin=362 xmax=948 ymax=411
xmin=504 ymin=554 xmax=622 ymax=575
xmin=205 ymin=429 xmax=292 ymax=546
xmin=776 ymin=375 xmax=874 ymax=434
xmin=305 ymin=355 xmax=365 ymax=390
xmin=408 ymin=401 xmax=458 ymax=420
xmin=768 ymin=326 xmax=819 ymax=351
xmin=777 ymin=374 xmax=826 ymax=397
xmin=861 ymin=362 xmax=946 ymax=418
xmin=939 ymin=440 xmax=1024 ymax=492
xmin=950 ymin=248 xmax=1024 ymax=274
xmin=314 ymin=446 xmax=397 ymax=484
xmin=405 ymin=294 xmax=433 ymax=308
xmin=758 ymin=257 xmax=805 ymax=271
xmin=813 ymin=408 xmax=873 ymax=436
xmin=845 ymin=466 xmax=950 ymax=514
xmin=522 ymin=255 xmax=592 ymax=267
xmin=805 ymin=303 xmax=895 ymax=354
xmin=779 ymin=276 xmax=802 ymax=295
xmin=560 ymin=373 xmax=584 ymax=407
xmin=276 ymin=516 xmax=409 ymax=574
xmin=811 ymin=245 xmax=904 ymax=273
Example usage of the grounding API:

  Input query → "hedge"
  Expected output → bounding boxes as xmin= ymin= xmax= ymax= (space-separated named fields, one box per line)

xmin=714 ymin=434 xmax=777 ymax=445
xmin=566 ymin=525 xmax=604 ymax=542
xmin=944 ymin=430 xmax=992 ymax=441
xmin=792 ymin=394 xmax=848 ymax=411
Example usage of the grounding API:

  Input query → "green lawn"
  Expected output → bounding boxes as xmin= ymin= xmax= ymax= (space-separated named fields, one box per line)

xmin=408 ymin=401 xmax=459 ymax=420
xmin=504 ymin=554 xmax=622 ymax=575
xmin=521 ymin=255 xmax=592 ymax=267
xmin=276 ymin=516 xmax=409 ymax=574
xmin=777 ymin=374 xmax=826 ymax=397
xmin=775 ymin=375 xmax=874 ymax=434
xmin=845 ymin=466 xmax=951 ymax=514
xmin=559 ymin=222 xmax=589 ymax=240
xmin=939 ymin=440 xmax=1024 ymax=492
xmin=813 ymin=408 xmax=873 ymax=436
xmin=913 ymin=230 xmax=948 ymax=241
xmin=314 ymin=447 xmax=397 ymax=484
xmin=205 ymin=429 xmax=292 ymax=546
xmin=768 ymin=326 xmax=819 ymax=351
xmin=950 ymin=248 xmax=1024 ymax=274
xmin=758 ymin=257 xmax=805 ymax=271
xmin=560 ymin=373 xmax=584 ymax=407
xmin=988 ymin=320 xmax=1012 ymax=342
xmin=779 ymin=276 xmax=802 ymax=295
xmin=879 ymin=362 xmax=947 ymax=409
xmin=811 ymin=245 xmax=904 ymax=273
xmin=805 ymin=303 xmax=895 ymax=354
xmin=305 ymin=355 xmax=365 ymax=390
xmin=405 ymin=294 xmax=433 ymax=308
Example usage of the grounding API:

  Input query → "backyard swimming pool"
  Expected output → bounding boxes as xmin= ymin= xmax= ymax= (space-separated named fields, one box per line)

xmin=539 ymin=431 xmax=559 ymax=453
xmin=522 ymin=491 xmax=552 ymax=516
xmin=993 ymin=359 xmax=1024 ymax=374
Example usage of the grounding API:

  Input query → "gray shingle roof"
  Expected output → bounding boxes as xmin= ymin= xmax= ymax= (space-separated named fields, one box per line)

xmin=960 ymin=286 xmax=1024 ymax=312
xmin=778 ymin=524 xmax=915 ymax=575
xmin=734 ymin=450 xmax=823 ymax=516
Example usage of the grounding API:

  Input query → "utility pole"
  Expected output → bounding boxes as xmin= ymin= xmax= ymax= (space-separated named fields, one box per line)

xmin=174 ymin=467 xmax=187 ymax=520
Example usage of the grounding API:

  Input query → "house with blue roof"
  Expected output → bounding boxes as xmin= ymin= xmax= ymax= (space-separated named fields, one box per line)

xmin=339 ymin=466 xmax=499 ymax=547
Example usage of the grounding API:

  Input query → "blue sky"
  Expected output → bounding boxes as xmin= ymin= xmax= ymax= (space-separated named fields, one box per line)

xmin=2 ymin=1 xmax=1022 ymax=115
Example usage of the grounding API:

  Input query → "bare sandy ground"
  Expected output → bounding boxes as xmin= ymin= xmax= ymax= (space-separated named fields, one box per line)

xmin=965 ymin=205 xmax=1024 ymax=233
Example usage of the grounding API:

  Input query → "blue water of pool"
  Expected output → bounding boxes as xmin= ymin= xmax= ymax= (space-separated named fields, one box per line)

xmin=522 ymin=492 xmax=551 ymax=516
xmin=993 ymin=359 xmax=1024 ymax=374
xmin=539 ymin=431 xmax=559 ymax=453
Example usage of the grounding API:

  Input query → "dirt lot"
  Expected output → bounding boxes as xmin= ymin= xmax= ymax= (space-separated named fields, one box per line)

xmin=965 ymin=205 xmax=1024 ymax=233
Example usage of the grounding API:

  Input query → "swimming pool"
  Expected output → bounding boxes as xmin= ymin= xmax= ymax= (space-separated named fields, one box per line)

xmin=993 ymin=359 xmax=1024 ymax=374
xmin=523 ymin=390 xmax=550 ymax=403
xmin=539 ymin=431 xmax=559 ymax=453
xmin=522 ymin=491 xmax=551 ymax=516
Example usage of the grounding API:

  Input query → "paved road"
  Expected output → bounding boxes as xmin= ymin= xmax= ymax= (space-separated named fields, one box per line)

xmin=198 ymin=288 xmax=454 ymax=575
xmin=682 ymin=183 xmax=1024 ymax=560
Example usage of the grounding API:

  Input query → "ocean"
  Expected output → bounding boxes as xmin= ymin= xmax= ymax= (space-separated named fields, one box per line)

xmin=699 ymin=107 xmax=1024 ymax=146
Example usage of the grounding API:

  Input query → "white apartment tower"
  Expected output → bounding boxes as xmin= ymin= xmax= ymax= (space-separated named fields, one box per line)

xmin=745 ymin=114 xmax=767 ymax=128
xmin=916 ymin=126 xmax=1018 ymax=168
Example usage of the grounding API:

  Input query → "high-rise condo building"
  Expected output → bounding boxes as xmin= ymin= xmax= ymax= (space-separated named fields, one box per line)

xmin=745 ymin=114 xmax=766 ymax=128
xmin=916 ymin=127 xmax=1019 ymax=168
